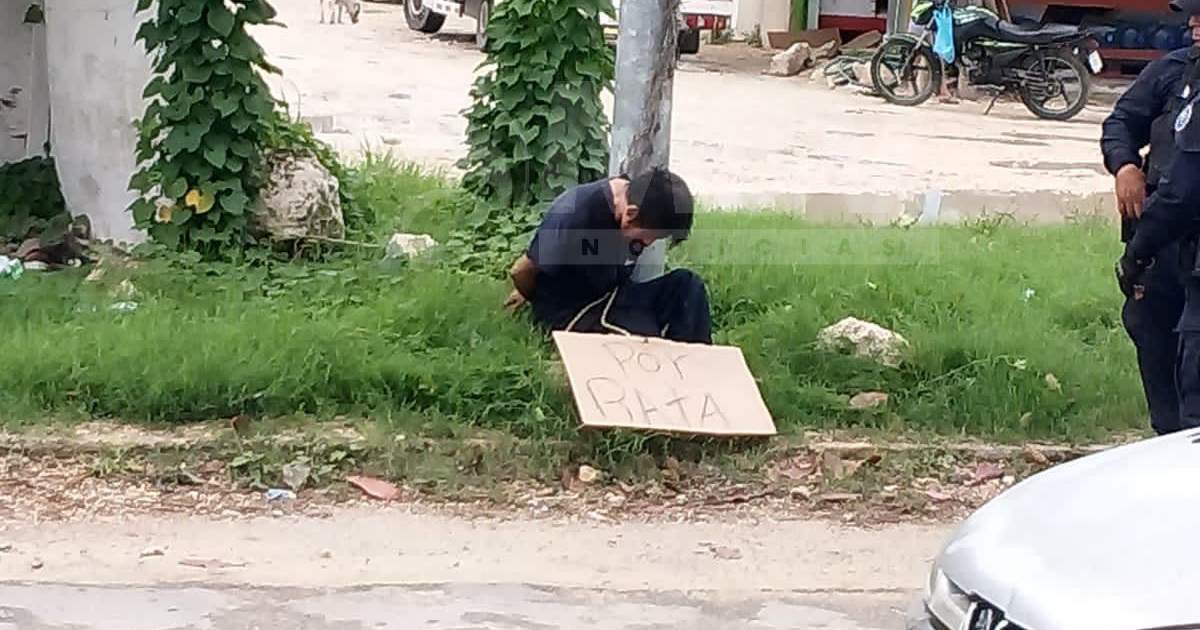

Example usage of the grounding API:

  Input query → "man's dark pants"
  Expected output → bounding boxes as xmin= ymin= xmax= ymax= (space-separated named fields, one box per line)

xmin=540 ymin=269 xmax=713 ymax=344
xmin=1123 ymin=237 xmax=1186 ymax=434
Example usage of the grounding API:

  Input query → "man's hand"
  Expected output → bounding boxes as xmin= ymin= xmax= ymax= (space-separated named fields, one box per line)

xmin=1115 ymin=164 xmax=1147 ymax=219
xmin=503 ymin=289 xmax=527 ymax=313
xmin=1116 ymin=255 xmax=1151 ymax=300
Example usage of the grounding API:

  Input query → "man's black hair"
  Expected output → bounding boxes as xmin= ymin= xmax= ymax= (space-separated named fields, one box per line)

xmin=625 ymin=167 xmax=695 ymax=243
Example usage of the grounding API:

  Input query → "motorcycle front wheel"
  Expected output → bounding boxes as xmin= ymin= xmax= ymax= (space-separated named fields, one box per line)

xmin=871 ymin=38 xmax=942 ymax=107
xmin=1017 ymin=50 xmax=1090 ymax=121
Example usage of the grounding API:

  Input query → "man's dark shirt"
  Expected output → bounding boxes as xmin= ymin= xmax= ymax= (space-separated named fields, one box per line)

xmin=1102 ymin=47 xmax=1197 ymax=183
xmin=526 ymin=179 xmax=638 ymax=327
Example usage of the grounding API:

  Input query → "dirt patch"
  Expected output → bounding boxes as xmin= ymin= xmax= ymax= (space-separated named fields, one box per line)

xmin=0 ymin=421 xmax=1138 ymax=526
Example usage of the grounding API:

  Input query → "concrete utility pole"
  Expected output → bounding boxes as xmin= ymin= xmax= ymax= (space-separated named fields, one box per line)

xmin=609 ymin=0 xmax=680 ymax=281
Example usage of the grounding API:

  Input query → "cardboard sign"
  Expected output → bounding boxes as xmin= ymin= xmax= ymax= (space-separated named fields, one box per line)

xmin=552 ymin=332 xmax=777 ymax=436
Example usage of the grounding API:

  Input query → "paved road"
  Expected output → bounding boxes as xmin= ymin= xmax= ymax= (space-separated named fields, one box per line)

xmin=0 ymin=583 xmax=910 ymax=630
xmin=0 ymin=508 xmax=947 ymax=629
xmin=254 ymin=2 xmax=1114 ymax=221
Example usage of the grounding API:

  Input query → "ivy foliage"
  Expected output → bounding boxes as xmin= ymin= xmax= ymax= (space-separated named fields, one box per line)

xmin=129 ymin=0 xmax=281 ymax=252
xmin=0 ymin=157 xmax=69 ymax=244
xmin=459 ymin=0 xmax=615 ymax=207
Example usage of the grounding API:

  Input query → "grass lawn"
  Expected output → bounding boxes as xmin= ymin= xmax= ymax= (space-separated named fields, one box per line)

xmin=0 ymin=155 xmax=1142 ymax=460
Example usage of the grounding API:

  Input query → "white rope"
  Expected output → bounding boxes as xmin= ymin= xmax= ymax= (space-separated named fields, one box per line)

xmin=599 ymin=288 xmax=633 ymax=336
xmin=563 ymin=288 xmax=634 ymax=337
xmin=564 ymin=292 xmax=612 ymax=333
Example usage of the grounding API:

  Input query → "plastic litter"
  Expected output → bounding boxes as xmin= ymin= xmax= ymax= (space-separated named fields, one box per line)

xmin=264 ymin=488 xmax=296 ymax=502
xmin=0 ymin=256 xmax=23 ymax=280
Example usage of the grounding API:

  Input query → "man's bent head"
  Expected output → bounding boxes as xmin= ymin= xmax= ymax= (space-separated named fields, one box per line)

xmin=615 ymin=168 xmax=696 ymax=249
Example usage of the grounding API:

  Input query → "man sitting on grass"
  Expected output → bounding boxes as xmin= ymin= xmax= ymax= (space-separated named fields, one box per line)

xmin=504 ymin=168 xmax=712 ymax=344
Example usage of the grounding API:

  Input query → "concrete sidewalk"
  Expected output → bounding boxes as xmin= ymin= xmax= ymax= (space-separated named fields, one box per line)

xmin=0 ymin=509 xmax=947 ymax=629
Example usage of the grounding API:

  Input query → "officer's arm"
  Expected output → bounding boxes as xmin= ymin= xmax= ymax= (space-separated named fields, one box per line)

xmin=1127 ymin=147 xmax=1200 ymax=261
xmin=1101 ymin=61 xmax=1170 ymax=175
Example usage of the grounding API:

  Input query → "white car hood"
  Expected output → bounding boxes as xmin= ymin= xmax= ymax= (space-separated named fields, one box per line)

xmin=939 ymin=430 xmax=1200 ymax=630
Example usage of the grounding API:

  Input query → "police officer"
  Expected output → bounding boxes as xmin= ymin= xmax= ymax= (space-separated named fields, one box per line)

xmin=1117 ymin=0 xmax=1200 ymax=430
xmin=1102 ymin=1 xmax=1200 ymax=435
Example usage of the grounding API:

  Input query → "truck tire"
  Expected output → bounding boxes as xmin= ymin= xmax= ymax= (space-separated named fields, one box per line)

xmin=405 ymin=0 xmax=445 ymax=33
xmin=679 ymin=28 xmax=701 ymax=55
xmin=475 ymin=0 xmax=491 ymax=49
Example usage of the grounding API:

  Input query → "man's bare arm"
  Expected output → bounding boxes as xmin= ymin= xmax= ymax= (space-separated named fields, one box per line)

xmin=507 ymin=255 xmax=537 ymax=310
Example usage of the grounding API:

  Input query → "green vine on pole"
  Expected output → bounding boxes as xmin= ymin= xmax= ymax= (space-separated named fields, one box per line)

xmin=129 ymin=0 xmax=281 ymax=252
xmin=459 ymin=0 xmax=615 ymax=207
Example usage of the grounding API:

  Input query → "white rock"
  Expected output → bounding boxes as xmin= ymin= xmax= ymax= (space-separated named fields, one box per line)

xmin=111 ymin=279 xmax=139 ymax=301
xmin=767 ymin=43 xmax=812 ymax=77
xmin=282 ymin=461 xmax=312 ymax=492
xmin=812 ymin=40 xmax=839 ymax=61
xmin=851 ymin=61 xmax=873 ymax=87
xmin=817 ymin=317 xmax=910 ymax=368
xmin=140 ymin=546 xmax=165 ymax=558
xmin=849 ymin=391 xmax=890 ymax=409
xmin=252 ymin=150 xmax=345 ymax=241
xmin=577 ymin=465 xmax=601 ymax=484
xmin=385 ymin=233 xmax=438 ymax=259
xmin=809 ymin=62 xmax=828 ymax=84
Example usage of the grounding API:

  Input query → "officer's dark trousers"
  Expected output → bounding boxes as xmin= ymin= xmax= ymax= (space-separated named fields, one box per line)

xmin=546 ymin=269 xmax=713 ymax=345
xmin=1123 ymin=241 xmax=1186 ymax=434
xmin=1173 ymin=276 xmax=1200 ymax=432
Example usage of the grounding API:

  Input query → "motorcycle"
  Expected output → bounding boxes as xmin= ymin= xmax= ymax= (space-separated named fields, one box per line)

xmin=870 ymin=0 xmax=1103 ymax=120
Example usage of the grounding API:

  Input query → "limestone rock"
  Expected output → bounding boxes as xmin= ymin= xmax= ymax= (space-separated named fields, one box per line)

xmin=812 ymin=39 xmax=839 ymax=61
xmin=849 ymin=391 xmax=890 ymax=410
xmin=851 ymin=61 xmax=873 ymax=87
xmin=252 ymin=151 xmax=345 ymax=241
xmin=385 ymin=233 xmax=438 ymax=259
xmin=577 ymin=465 xmax=601 ymax=484
xmin=817 ymin=317 xmax=910 ymax=368
xmin=767 ymin=43 xmax=812 ymax=77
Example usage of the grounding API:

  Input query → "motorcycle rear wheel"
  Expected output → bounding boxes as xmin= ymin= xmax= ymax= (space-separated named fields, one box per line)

xmin=1017 ymin=50 xmax=1090 ymax=121
xmin=871 ymin=39 xmax=942 ymax=107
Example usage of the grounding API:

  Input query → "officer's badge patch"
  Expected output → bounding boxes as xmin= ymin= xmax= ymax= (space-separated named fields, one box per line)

xmin=1177 ymin=102 xmax=1194 ymax=134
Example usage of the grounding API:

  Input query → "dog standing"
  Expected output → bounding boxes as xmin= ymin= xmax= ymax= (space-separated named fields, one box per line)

xmin=320 ymin=0 xmax=361 ymax=24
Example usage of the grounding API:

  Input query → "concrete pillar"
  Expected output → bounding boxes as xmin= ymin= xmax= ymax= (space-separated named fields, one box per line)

xmin=44 ymin=0 xmax=150 ymax=244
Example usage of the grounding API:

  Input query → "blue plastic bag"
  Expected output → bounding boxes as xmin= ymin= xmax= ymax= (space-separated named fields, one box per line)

xmin=933 ymin=5 xmax=955 ymax=64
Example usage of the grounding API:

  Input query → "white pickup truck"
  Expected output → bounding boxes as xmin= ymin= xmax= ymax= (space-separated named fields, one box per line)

xmin=403 ymin=0 xmax=734 ymax=54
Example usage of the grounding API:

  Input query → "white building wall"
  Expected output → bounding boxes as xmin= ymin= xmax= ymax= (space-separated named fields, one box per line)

xmin=733 ymin=0 xmax=791 ymax=40
xmin=0 ymin=0 xmax=48 ymax=164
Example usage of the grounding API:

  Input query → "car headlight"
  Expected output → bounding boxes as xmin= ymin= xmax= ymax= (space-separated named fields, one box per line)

xmin=926 ymin=564 xmax=971 ymax=629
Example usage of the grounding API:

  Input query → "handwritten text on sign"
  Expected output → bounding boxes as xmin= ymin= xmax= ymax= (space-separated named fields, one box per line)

xmin=552 ymin=332 xmax=777 ymax=436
